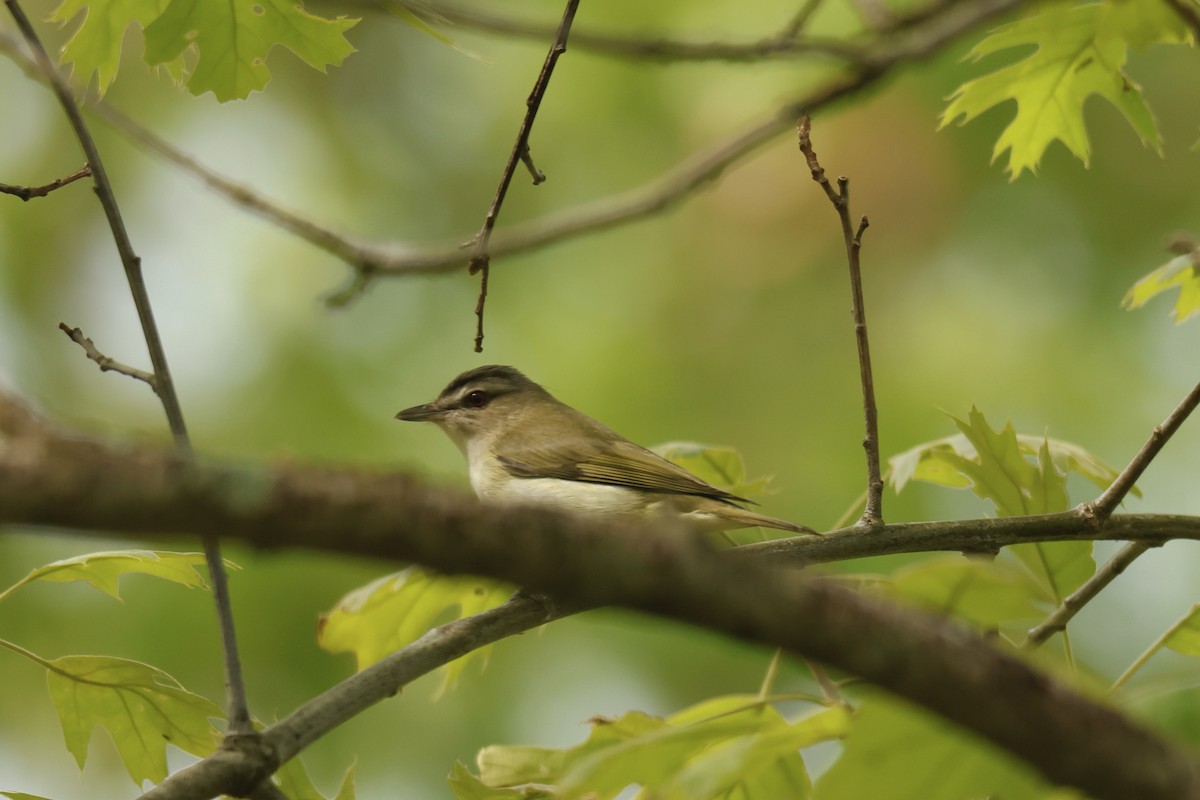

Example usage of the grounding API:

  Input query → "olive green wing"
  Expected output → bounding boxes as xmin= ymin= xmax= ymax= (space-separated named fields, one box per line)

xmin=496 ymin=437 xmax=748 ymax=503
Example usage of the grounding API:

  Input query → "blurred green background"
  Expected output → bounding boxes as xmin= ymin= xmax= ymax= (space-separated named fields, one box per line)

xmin=2 ymin=0 xmax=1199 ymax=796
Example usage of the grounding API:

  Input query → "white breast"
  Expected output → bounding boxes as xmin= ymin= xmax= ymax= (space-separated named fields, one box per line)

xmin=467 ymin=439 xmax=648 ymax=518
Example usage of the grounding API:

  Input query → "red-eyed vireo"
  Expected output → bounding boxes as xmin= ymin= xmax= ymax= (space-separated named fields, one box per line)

xmin=396 ymin=365 xmax=814 ymax=535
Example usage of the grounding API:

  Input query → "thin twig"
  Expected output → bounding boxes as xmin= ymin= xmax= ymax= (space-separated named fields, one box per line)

xmin=468 ymin=0 xmax=580 ymax=351
xmin=58 ymin=323 xmax=157 ymax=390
xmin=1087 ymin=379 xmax=1200 ymax=523
xmin=0 ymin=0 xmax=1023 ymax=300
xmin=1023 ymin=378 xmax=1200 ymax=647
xmin=778 ymin=0 xmax=827 ymax=39
xmin=0 ymin=164 xmax=90 ymax=200
xmin=1023 ymin=541 xmax=1149 ymax=649
xmin=391 ymin=0 xmax=865 ymax=62
xmin=796 ymin=116 xmax=883 ymax=526
xmin=3 ymin=0 xmax=252 ymax=735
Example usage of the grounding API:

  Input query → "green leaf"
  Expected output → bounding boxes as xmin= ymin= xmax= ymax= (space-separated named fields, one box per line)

xmin=0 ymin=550 xmax=215 ymax=603
xmin=51 ymin=0 xmax=175 ymax=95
xmin=46 ymin=655 xmax=222 ymax=785
xmin=654 ymin=442 xmax=780 ymax=545
xmin=275 ymin=757 xmax=357 ymax=800
xmin=941 ymin=1 xmax=1164 ymax=178
xmin=653 ymin=442 xmax=774 ymax=499
xmin=1123 ymin=247 xmax=1200 ymax=324
xmin=318 ymin=567 xmax=512 ymax=694
xmin=889 ymin=408 xmax=1133 ymax=508
xmin=448 ymin=762 xmax=543 ymax=800
xmin=1 ymin=793 xmax=57 ymax=800
xmin=468 ymin=695 xmax=833 ymax=800
xmin=142 ymin=0 xmax=358 ymax=101
xmin=886 ymin=556 xmax=1044 ymax=628
xmin=1162 ymin=605 xmax=1200 ymax=657
xmin=816 ymin=694 xmax=1049 ymax=800
xmin=664 ymin=707 xmax=849 ymax=800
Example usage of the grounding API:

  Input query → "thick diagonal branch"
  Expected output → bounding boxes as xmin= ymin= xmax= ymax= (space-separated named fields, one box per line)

xmin=1 ymin=394 xmax=1198 ymax=800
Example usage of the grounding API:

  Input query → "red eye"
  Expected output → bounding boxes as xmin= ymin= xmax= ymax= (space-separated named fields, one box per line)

xmin=463 ymin=390 xmax=489 ymax=408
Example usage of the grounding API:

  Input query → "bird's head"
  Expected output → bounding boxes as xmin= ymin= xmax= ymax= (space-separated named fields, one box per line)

xmin=395 ymin=365 xmax=553 ymax=451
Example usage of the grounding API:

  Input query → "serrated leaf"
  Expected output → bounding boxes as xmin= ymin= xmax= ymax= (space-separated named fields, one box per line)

xmin=891 ymin=409 xmax=1133 ymax=509
xmin=1123 ymin=250 xmax=1200 ymax=324
xmin=142 ymin=0 xmax=358 ymax=101
xmin=275 ymin=757 xmax=357 ymax=800
xmin=0 ymin=550 xmax=214 ymax=603
xmin=46 ymin=655 xmax=222 ymax=785
xmin=51 ymin=0 xmax=176 ymax=95
xmin=318 ymin=567 xmax=512 ymax=694
xmin=941 ymin=2 xmax=1162 ymax=178
xmin=886 ymin=556 xmax=1044 ymax=627
xmin=816 ymin=694 xmax=1049 ymax=800
xmin=890 ymin=430 xmax=1130 ymax=497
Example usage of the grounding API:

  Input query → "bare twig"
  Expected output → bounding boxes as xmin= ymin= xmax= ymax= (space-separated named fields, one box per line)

xmin=796 ymin=116 xmax=883 ymax=526
xmin=0 ymin=0 xmax=1025 ymax=303
xmin=1088 ymin=379 xmax=1200 ymax=522
xmin=0 ymin=164 xmax=90 ymax=200
xmin=393 ymin=0 xmax=864 ymax=62
xmin=779 ymin=0 xmax=827 ymax=39
xmin=3 ymin=0 xmax=252 ymax=735
xmin=467 ymin=0 xmax=580 ymax=351
xmin=1023 ymin=541 xmax=1149 ymax=649
xmin=58 ymin=323 xmax=158 ymax=389
xmin=1023 ymin=378 xmax=1200 ymax=647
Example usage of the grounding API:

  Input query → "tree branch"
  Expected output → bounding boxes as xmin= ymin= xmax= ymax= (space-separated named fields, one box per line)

xmin=1 ymin=0 xmax=1027 ymax=303
xmin=0 ymin=164 xmax=90 ymax=200
xmin=796 ymin=116 xmax=883 ymax=526
xmin=2 ymin=0 xmax=251 ymax=734
xmin=58 ymin=323 xmax=158 ymax=390
xmin=465 ymin=0 xmax=580 ymax=351
xmin=1 ymin=393 xmax=1199 ymax=800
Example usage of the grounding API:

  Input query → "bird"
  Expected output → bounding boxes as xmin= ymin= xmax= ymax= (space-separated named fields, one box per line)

xmin=395 ymin=365 xmax=814 ymax=535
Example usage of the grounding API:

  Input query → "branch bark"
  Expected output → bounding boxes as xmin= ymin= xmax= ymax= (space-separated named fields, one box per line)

xmin=2 ymin=393 xmax=1198 ymax=800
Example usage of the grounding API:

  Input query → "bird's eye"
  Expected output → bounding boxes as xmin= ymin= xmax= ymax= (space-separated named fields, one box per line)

xmin=463 ymin=390 xmax=489 ymax=409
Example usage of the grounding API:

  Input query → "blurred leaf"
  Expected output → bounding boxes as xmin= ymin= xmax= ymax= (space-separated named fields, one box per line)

xmin=275 ymin=757 xmax=357 ymax=800
xmin=1162 ymin=605 xmax=1200 ymax=656
xmin=1 ymin=793 xmax=56 ymax=800
xmin=448 ymin=762 xmax=542 ymax=799
xmin=815 ymin=694 xmax=1049 ymax=800
xmin=886 ymin=556 xmax=1043 ymax=628
xmin=318 ymin=567 xmax=512 ymax=694
xmin=1123 ymin=248 xmax=1200 ymax=324
xmin=663 ymin=707 xmax=850 ymax=800
xmin=0 ymin=550 xmax=215 ymax=603
xmin=141 ymin=0 xmax=357 ymax=101
xmin=469 ymin=695 xmax=838 ymax=800
xmin=654 ymin=442 xmax=781 ymax=545
xmin=46 ymin=655 xmax=222 ymax=784
xmin=51 ymin=0 xmax=175 ymax=95
xmin=654 ymin=442 xmax=774 ymax=499
xmin=941 ymin=1 xmax=1168 ymax=178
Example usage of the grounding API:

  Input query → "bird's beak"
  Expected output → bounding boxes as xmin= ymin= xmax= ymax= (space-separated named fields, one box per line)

xmin=395 ymin=402 xmax=445 ymax=422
